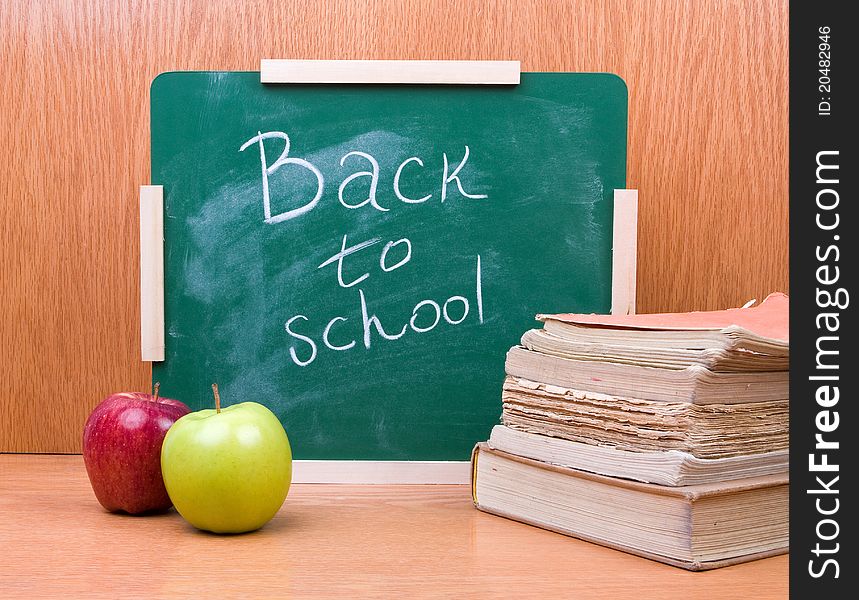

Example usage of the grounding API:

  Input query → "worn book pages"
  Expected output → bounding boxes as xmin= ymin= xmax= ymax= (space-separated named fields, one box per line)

xmin=487 ymin=425 xmax=788 ymax=485
xmin=501 ymin=377 xmax=789 ymax=458
xmin=505 ymin=346 xmax=789 ymax=405
xmin=521 ymin=327 xmax=787 ymax=371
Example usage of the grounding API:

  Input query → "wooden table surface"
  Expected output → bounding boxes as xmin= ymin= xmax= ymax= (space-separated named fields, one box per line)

xmin=0 ymin=455 xmax=787 ymax=599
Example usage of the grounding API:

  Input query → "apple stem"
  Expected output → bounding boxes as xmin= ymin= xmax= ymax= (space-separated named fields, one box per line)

xmin=152 ymin=381 xmax=160 ymax=402
xmin=212 ymin=383 xmax=221 ymax=413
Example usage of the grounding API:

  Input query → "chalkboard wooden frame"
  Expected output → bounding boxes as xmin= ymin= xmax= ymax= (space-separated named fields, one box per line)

xmin=141 ymin=65 xmax=626 ymax=481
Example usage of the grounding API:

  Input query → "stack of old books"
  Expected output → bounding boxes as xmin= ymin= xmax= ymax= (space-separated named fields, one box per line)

xmin=472 ymin=293 xmax=789 ymax=570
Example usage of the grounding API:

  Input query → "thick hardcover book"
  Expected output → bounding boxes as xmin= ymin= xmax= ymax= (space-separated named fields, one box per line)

xmin=471 ymin=443 xmax=789 ymax=571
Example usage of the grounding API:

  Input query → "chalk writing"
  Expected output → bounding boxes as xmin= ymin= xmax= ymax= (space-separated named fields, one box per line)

xmin=317 ymin=235 xmax=381 ymax=289
xmin=284 ymin=254 xmax=484 ymax=366
xmin=239 ymin=130 xmax=489 ymax=367
xmin=239 ymin=131 xmax=489 ymax=223
xmin=238 ymin=131 xmax=324 ymax=224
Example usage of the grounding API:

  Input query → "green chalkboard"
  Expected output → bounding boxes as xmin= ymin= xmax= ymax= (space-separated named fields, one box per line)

xmin=151 ymin=71 xmax=626 ymax=460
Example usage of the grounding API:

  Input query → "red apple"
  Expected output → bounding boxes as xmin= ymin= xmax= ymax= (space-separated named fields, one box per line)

xmin=82 ymin=390 xmax=190 ymax=514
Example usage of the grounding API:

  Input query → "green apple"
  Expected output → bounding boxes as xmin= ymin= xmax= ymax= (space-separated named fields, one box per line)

xmin=161 ymin=388 xmax=292 ymax=534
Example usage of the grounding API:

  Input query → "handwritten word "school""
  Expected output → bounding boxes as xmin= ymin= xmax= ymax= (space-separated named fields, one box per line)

xmin=284 ymin=249 xmax=483 ymax=367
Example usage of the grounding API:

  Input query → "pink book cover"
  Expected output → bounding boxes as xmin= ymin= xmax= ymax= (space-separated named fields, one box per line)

xmin=538 ymin=292 xmax=788 ymax=343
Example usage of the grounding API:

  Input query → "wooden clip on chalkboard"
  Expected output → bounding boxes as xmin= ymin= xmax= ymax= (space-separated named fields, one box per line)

xmin=612 ymin=189 xmax=639 ymax=317
xmin=140 ymin=60 xmax=635 ymax=481
xmin=260 ymin=59 xmax=521 ymax=85
xmin=140 ymin=185 xmax=164 ymax=362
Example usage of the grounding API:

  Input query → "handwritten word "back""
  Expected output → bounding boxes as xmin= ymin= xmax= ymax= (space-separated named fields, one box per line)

xmin=239 ymin=131 xmax=488 ymax=224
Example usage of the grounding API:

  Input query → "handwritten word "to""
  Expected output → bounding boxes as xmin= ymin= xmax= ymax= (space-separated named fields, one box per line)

xmin=283 ymin=256 xmax=483 ymax=367
xmin=239 ymin=131 xmax=488 ymax=224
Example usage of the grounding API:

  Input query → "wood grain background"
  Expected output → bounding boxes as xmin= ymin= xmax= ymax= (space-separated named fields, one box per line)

xmin=0 ymin=0 xmax=788 ymax=452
